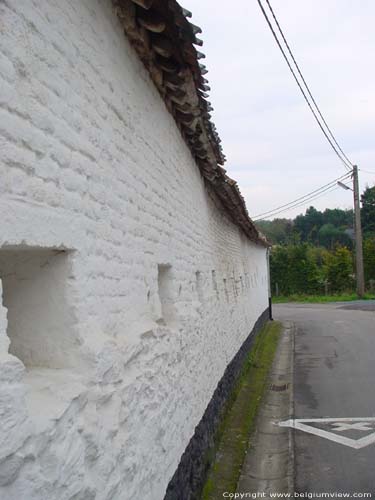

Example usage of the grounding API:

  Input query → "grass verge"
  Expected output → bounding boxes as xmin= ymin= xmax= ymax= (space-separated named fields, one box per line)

xmin=272 ymin=293 xmax=375 ymax=304
xmin=200 ymin=320 xmax=282 ymax=500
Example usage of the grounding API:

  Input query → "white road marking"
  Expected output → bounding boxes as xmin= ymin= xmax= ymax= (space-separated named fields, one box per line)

xmin=331 ymin=422 xmax=373 ymax=432
xmin=279 ymin=417 xmax=375 ymax=449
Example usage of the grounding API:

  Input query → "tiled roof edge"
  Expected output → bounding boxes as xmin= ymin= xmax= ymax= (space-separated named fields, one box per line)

xmin=113 ymin=0 xmax=269 ymax=247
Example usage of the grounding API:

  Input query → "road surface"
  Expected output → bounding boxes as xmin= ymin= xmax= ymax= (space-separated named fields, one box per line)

xmin=275 ymin=301 xmax=375 ymax=494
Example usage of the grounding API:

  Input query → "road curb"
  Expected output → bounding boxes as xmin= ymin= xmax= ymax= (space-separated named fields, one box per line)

xmin=237 ymin=321 xmax=295 ymax=496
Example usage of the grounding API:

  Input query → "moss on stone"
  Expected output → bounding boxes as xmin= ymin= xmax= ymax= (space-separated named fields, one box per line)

xmin=201 ymin=321 xmax=282 ymax=500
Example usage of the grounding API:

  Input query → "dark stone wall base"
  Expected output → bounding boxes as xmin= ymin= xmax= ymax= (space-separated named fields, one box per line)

xmin=164 ymin=308 xmax=270 ymax=500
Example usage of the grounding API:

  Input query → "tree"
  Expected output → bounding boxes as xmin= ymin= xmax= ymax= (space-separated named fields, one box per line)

xmin=363 ymin=237 xmax=375 ymax=286
xmin=288 ymin=244 xmax=320 ymax=294
xmin=361 ymin=185 xmax=375 ymax=236
xmin=263 ymin=204 xmax=365 ymax=296
xmin=256 ymin=218 xmax=293 ymax=245
xmin=270 ymin=246 xmax=290 ymax=295
xmin=257 ymin=205 xmax=356 ymax=246
xmin=294 ymin=206 xmax=324 ymax=244
xmin=324 ymin=247 xmax=354 ymax=293
xmin=318 ymin=223 xmax=353 ymax=250
xmin=323 ymin=208 xmax=353 ymax=228
xmin=270 ymin=244 xmax=320 ymax=295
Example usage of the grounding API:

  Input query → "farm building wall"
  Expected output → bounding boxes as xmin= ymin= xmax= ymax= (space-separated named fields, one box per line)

xmin=0 ymin=1 xmax=269 ymax=499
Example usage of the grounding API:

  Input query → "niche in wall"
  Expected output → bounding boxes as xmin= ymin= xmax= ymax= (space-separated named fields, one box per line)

xmin=0 ymin=247 xmax=78 ymax=369
xmin=196 ymin=271 xmax=204 ymax=303
xmin=157 ymin=264 xmax=176 ymax=324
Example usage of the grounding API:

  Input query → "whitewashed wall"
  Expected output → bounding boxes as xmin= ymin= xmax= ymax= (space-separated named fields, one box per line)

xmin=0 ymin=1 xmax=269 ymax=499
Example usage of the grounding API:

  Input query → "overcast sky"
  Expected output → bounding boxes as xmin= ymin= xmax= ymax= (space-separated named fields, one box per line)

xmin=183 ymin=0 xmax=375 ymax=220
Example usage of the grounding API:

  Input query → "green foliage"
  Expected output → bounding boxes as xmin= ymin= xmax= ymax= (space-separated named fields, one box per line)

xmin=361 ymin=185 xmax=375 ymax=236
xmin=262 ymin=186 xmax=375 ymax=297
xmin=322 ymin=208 xmax=354 ymax=227
xmin=271 ymin=244 xmax=355 ymax=295
xmin=361 ymin=185 xmax=375 ymax=287
xmin=270 ymin=244 xmax=321 ymax=295
xmin=363 ymin=237 xmax=375 ymax=285
xmin=287 ymin=244 xmax=321 ymax=294
xmin=273 ymin=293 xmax=375 ymax=304
xmin=324 ymin=246 xmax=354 ymax=293
xmin=269 ymin=246 xmax=290 ymax=294
xmin=256 ymin=218 xmax=294 ymax=245
xmin=294 ymin=206 xmax=324 ymax=244
xmin=256 ymin=205 xmax=354 ymax=249
xmin=318 ymin=223 xmax=352 ymax=249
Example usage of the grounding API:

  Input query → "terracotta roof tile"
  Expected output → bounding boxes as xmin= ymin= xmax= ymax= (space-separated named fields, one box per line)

xmin=113 ymin=0 xmax=268 ymax=246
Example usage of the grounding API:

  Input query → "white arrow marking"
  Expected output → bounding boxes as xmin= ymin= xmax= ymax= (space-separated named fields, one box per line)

xmin=279 ymin=417 xmax=375 ymax=449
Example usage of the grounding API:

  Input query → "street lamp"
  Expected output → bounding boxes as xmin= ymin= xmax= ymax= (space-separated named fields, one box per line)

xmin=337 ymin=181 xmax=352 ymax=192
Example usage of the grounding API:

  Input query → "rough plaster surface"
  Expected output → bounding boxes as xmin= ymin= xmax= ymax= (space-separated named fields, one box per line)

xmin=0 ymin=1 xmax=269 ymax=499
xmin=0 ymin=249 xmax=78 ymax=369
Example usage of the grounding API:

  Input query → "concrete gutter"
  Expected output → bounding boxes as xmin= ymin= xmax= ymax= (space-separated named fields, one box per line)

xmin=237 ymin=321 xmax=295 ymax=496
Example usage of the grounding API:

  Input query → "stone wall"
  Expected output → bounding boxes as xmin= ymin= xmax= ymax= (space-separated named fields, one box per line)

xmin=0 ymin=1 xmax=269 ymax=499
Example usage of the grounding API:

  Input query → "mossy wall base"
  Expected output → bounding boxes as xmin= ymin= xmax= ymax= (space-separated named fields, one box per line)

xmin=164 ymin=308 xmax=270 ymax=500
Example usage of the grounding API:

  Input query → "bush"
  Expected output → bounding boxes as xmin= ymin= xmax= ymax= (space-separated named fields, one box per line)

xmin=364 ymin=237 xmax=375 ymax=286
xmin=323 ymin=246 xmax=354 ymax=293
xmin=270 ymin=244 xmax=320 ymax=295
xmin=271 ymin=244 xmax=356 ymax=296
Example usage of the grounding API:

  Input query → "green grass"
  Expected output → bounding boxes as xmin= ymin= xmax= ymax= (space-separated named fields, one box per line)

xmin=200 ymin=321 xmax=282 ymax=500
xmin=272 ymin=293 xmax=375 ymax=304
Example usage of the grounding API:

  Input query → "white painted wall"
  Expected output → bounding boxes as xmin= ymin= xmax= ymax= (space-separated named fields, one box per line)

xmin=0 ymin=1 xmax=269 ymax=499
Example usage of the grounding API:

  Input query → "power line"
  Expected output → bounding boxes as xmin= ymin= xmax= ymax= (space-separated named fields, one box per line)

xmin=257 ymin=0 xmax=352 ymax=172
xmin=360 ymin=168 xmax=375 ymax=174
xmin=253 ymin=174 xmax=351 ymax=219
xmin=254 ymin=184 xmax=343 ymax=220
xmin=253 ymin=185 xmax=340 ymax=220
xmin=253 ymin=171 xmax=352 ymax=219
xmin=264 ymin=0 xmax=353 ymax=170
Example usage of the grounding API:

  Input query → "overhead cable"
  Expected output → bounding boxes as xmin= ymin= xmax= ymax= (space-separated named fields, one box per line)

xmin=253 ymin=171 xmax=352 ymax=220
xmin=264 ymin=0 xmax=353 ymax=170
xmin=257 ymin=0 xmax=353 ymax=172
xmin=253 ymin=184 xmax=343 ymax=220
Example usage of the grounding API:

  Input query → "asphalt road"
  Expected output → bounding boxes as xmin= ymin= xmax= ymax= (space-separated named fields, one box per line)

xmin=275 ymin=301 xmax=375 ymax=495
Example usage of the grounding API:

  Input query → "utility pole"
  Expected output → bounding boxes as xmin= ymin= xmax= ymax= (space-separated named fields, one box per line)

xmin=352 ymin=165 xmax=365 ymax=298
